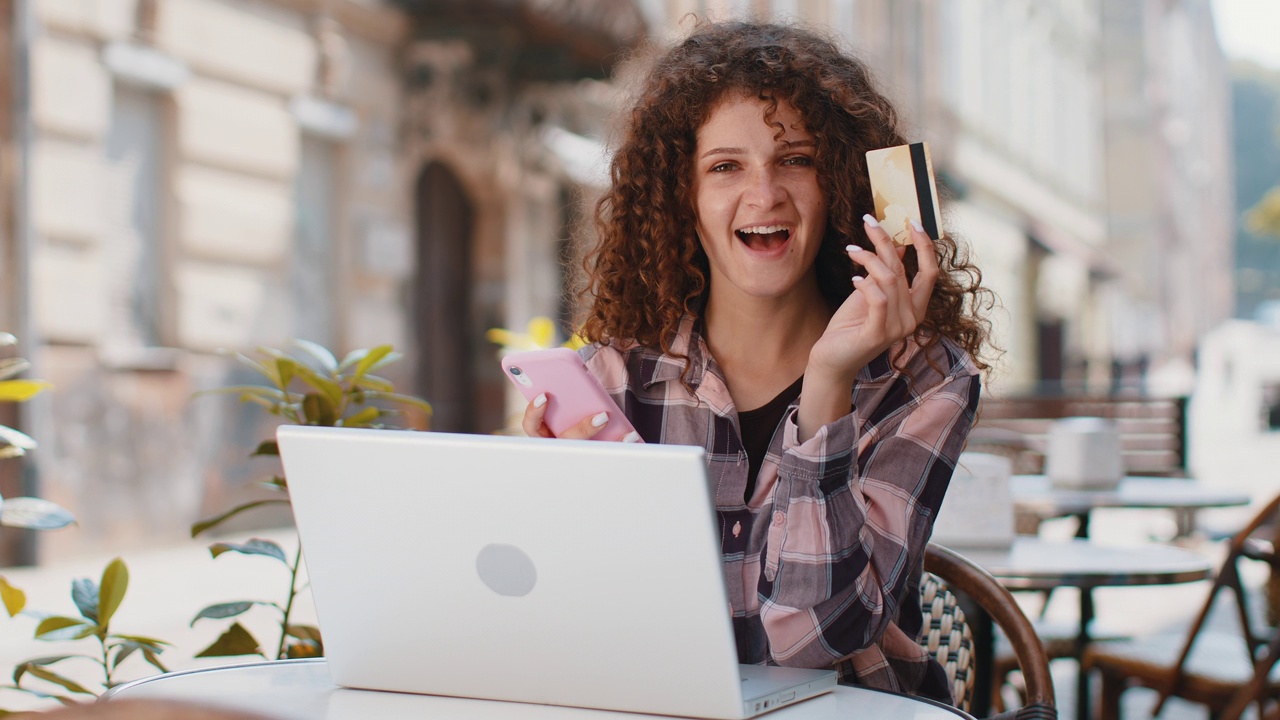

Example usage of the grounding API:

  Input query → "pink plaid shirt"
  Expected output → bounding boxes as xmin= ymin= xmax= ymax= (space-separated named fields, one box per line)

xmin=581 ymin=316 xmax=980 ymax=702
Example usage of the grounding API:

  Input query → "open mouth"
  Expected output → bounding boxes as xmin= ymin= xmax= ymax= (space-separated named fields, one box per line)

xmin=735 ymin=225 xmax=792 ymax=252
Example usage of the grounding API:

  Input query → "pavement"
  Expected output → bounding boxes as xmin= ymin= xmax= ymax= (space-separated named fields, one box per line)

xmin=0 ymin=506 xmax=1266 ymax=717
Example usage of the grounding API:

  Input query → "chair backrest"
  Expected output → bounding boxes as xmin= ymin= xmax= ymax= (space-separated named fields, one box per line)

xmin=1152 ymin=492 xmax=1280 ymax=719
xmin=918 ymin=571 xmax=977 ymax=712
xmin=924 ymin=543 xmax=1056 ymax=720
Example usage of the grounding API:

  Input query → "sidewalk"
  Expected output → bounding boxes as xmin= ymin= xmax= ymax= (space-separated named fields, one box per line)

xmin=0 ymin=507 xmax=1260 ymax=716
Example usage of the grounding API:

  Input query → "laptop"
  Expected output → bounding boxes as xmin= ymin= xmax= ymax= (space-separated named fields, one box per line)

xmin=276 ymin=426 xmax=837 ymax=719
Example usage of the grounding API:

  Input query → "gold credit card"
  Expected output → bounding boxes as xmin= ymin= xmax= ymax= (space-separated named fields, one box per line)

xmin=865 ymin=141 xmax=943 ymax=244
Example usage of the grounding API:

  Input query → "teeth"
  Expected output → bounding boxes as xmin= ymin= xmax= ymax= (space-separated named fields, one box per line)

xmin=738 ymin=225 xmax=789 ymax=234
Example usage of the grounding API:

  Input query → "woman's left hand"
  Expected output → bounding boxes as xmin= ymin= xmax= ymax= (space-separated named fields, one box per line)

xmin=808 ymin=214 xmax=939 ymax=380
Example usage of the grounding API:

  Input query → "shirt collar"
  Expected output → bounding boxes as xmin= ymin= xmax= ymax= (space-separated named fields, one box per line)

xmin=638 ymin=315 xmax=709 ymax=391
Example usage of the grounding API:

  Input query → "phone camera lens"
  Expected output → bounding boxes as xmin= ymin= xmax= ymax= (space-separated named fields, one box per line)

xmin=510 ymin=366 xmax=522 ymax=376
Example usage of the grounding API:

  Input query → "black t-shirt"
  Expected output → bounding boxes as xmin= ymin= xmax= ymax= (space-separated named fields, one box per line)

xmin=737 ymin=376 xmax=804 ymax=502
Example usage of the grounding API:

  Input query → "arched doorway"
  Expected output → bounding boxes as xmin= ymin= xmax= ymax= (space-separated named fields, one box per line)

xmin=414 ymin=161 xmax=476 ymax=432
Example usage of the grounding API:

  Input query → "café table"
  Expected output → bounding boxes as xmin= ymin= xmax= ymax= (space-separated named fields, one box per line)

xmin=105 ymin=658 xmax=975 ymax=720
xmin=1011 ymin=475 xmax=1251 ymax=537
xmin=956 ymin=537 xmax=1213 ymax=720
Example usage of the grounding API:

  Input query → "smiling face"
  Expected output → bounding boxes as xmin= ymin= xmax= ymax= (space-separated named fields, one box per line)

xmin=691 ymin=94 xmax=828 ymax=305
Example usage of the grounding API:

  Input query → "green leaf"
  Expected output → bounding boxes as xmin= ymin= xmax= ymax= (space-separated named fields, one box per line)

xmin=13 ymin=655 xmax=75 ymax=683
xmin=292 ymin=339 xmax=338 ymax=374
xmin=140 ymin=647 xmax=168 ymax=673
xmin=293 ymin=362 xmax=344 ymax=410
xmin=70 ymin=579 xmax=98 ymax=623
xmin=190 ymin=601 xmax=259 ymax=626
xmin=337 ymin=348 xmax=369 ymax=372
xmin=195 ymin=622 xmax=263 ymax=658
xmin=191 ymin=499 xmax=289 ymax=537
xmin=0 ymin=497 xmax=76 ymax=530
xmin=339 ymin=406 xmax=380 ymax=428
xmin=260 ymin=475 xmax=288 ymax=493
xmin=0 ymin=380 xmax=52 ymax=402
xmin=109 ymin=634 xmax=169 ymax=648
xmin=97 ymin=558 xmax=128 ymax=629
xmin=362 ymin=392 xmax=434 ymax=417
xmin=0 ymin=425 xmax=37 ymax=452
xmin=231 ymin=352 xmax=281 ymax=387
xmin=21 ymin=666 xmax=94 ymax=696
xmin=0 ymin=576 xmax=26 ymax=616
xmin=0 ymin=358 xmax=32 ymax=381
xmin=302 ymin=392 xmax=338 ymax=426
xmin=251 ymin=440 xmax=280 ymax=457
xmin=351 ymin=346 xmax=393 ymax=383
xmin=34 ymin=616 xmax=92 ymax=639
xmin=275 ymin=358 xmax=297 ymax=390
xmin=111 ymin=644 xmax=139 ymax=671
xmin=209 ymin=538 xmax=288 ymax=564
xmin=353 ymin=374 xmax=395 ymax=392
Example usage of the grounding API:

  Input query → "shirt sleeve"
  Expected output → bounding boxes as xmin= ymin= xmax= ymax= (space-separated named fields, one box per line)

xmin=756 ymin=371 xmax=981 ymax=667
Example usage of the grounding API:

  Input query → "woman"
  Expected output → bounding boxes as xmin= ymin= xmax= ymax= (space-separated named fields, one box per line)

xmin=523 ymin=20 xmax=991 ymax=703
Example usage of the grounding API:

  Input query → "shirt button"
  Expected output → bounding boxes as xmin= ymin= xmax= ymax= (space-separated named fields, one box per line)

xmin=773 ymin=511 xmax=785 ymax=525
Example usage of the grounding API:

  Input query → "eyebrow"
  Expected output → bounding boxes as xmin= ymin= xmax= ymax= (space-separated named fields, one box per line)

xmin=699 ymin=139 xmax=817 ymax=159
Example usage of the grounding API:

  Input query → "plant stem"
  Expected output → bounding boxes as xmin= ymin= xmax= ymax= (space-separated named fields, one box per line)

xmin=275 ymin=538 xmax=304 ymax=660
xmin=99 ymin=636 xmax=111 ymax=689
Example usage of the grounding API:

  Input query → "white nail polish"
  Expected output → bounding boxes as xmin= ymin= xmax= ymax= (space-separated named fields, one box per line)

xmin=911 ymin=220 xmax=924 ymax=233
xmin=623 ymin=431 xmax=641 ymax=443
xmin=862 ymin=213 xmax=880 ymax=227
xmin=845 ymin=244 xmax=864 ymax=253
xmin=591 ymin=412 xmax=609 ymax=427
xmin=533 ymin=393 xmax=547 ymax=408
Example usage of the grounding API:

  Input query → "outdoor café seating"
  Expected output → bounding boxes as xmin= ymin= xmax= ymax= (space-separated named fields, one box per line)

xmin=919 ymin=543 xmax=1057 ymax=720
xmin=1083 ymin=492 xmax=1280 ymax=720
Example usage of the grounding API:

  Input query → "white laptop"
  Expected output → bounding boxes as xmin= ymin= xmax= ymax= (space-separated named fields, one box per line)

xmin=277 ymin=426 xmax=837 ymax=719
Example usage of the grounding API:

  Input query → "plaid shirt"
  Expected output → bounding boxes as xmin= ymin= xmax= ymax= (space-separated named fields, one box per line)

xmin=581 ymin=317 xmax=980 ymax=703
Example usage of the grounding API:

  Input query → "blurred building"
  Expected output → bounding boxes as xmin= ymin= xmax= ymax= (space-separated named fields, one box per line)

xmin=0 ymin=0 xmax=645 ymax=560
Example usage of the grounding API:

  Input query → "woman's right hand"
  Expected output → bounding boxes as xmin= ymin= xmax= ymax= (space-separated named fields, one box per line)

xmin=521 ymin=393 xmax=610 ymax=440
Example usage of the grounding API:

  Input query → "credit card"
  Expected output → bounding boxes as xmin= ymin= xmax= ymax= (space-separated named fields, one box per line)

xmin=865 ymin=141 xmax=943 ymax=244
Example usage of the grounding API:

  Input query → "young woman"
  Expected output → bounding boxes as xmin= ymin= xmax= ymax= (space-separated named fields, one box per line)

xmin=522 ymin=20 xmax=991 ymax=703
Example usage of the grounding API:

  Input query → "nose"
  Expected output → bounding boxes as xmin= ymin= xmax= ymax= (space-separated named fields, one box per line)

xmin=744 ymin=166 xmax=786 ymax=208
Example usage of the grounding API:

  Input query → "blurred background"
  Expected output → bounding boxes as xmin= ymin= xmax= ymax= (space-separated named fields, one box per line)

xmin=0 ymin=0 xmax=1275 ymax=564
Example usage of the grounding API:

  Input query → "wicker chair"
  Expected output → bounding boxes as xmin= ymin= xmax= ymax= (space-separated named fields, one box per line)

xmin=922 ymin=543 xmax=1058 ymax=720
xmin=1083 ymin=492 xmax=1280 ymax=720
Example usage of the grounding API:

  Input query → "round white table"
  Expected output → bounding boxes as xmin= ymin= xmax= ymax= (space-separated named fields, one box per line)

xmin=956 ymin=537 xmax=1213 ymax=720
xmin=105 ymin=659 xmax=975 ymax=720
xmin=1011 ymin=475 xmax=1251 ymax=537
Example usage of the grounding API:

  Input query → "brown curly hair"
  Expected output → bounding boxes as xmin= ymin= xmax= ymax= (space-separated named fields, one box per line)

xmin=578 ymin=20 xmax=992 ymax=371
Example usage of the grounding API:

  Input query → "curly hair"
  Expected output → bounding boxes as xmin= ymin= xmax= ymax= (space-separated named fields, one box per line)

xmin=578 ymin=20 xmax=992 ymax=372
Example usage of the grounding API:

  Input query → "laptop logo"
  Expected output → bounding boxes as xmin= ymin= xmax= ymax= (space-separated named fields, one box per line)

xmin=475 ymin=544 xmax=538 ymax=597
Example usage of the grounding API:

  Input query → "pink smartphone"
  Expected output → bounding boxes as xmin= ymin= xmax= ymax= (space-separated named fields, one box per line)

xmin=501 ymin=348 xmax=639 ymax=442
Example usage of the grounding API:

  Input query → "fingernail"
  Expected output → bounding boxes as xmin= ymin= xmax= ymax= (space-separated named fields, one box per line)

xmin=622 ymin=431 xmax=641 ymax=443
xmin=591 ymin=412 xmax=608 ymax=427
xmin=862 ymin=214 xmax=880 ymax=227
xmin=911 ymin=220 xmax=924 ymax=233
xmin=852 ymin=276 xmax=864 ymax=283
xmin=845 ymin=244 xmax=865 ymax=253
xmin=533 ymin=393 xmax=547 ymax=408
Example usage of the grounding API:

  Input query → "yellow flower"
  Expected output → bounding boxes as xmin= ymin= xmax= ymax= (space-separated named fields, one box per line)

xmin=487 ymin=316 xmax=585 ymax=352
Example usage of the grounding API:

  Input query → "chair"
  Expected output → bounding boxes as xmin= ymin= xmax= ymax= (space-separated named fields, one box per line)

xmin=921 ymin=543 xmax=1058 ymax=719
xmin=1083 ymin=492 xmax=1280 ymax=720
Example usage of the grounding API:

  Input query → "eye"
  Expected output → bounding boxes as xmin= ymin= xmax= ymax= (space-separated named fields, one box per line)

xmin=782 ymin=155 xmax=814 ymax=167
xmin=709 ymin=161 xmax=737 ymax=173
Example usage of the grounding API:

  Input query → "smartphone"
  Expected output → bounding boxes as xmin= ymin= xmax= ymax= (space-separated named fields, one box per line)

xmin=865 ymin=141 xmax=943 ymax=245
xmin=501 ymin=348 xmax=639 ymax=442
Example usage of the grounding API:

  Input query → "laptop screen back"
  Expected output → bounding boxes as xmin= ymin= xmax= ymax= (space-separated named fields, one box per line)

xmin=278 ymin=426 xmax=753 ymax=718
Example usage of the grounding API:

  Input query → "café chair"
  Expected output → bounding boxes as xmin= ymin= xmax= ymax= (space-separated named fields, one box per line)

xmin=1082 ymin=492 xmax=1280 ymax=720
xmin=922 ymin=543 xmax=1058 ymax=720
